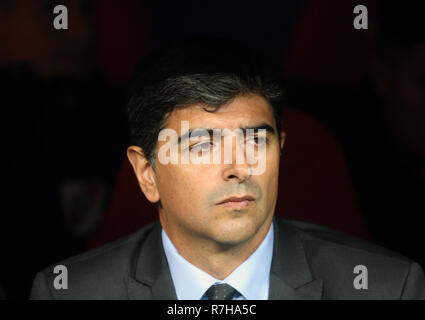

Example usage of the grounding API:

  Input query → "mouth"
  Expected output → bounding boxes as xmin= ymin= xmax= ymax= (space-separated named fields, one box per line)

xmin=216 ymin=195 xmax=255 ymax=210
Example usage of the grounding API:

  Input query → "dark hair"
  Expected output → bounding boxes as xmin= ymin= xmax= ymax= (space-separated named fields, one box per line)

xmin=126 ymin=37 xmax=285 ymax=165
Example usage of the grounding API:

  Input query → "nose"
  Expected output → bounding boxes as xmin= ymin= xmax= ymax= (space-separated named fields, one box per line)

xmin=221 ymin=138 xmax=251 ymax=183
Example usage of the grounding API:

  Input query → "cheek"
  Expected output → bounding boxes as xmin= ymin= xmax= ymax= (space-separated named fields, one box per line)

xmin=265 ymin=143 xmax=281 ymax=174
xmin=263 ymin=149 xmax=281 ymax=199
xmin=156 ymin=165 xmax=210 ymax=212
xmin=264 ymin=170 xmax=279 ymax=201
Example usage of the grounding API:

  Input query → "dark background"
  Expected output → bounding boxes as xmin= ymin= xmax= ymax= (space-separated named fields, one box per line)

xmin=1 ymin=0 xmax=424 ymax=300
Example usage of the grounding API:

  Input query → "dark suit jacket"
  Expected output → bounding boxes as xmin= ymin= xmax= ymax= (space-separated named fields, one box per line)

xmin=30 ymin=217 xmax=425 ymax=299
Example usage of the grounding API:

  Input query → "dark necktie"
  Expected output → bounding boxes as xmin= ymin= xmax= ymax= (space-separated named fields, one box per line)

xmin=204 ymin=283 xmax=240 ymax=300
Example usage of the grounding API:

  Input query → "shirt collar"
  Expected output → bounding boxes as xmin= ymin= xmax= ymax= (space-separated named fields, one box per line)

xmin=161 ymin=222 xmax=274 ymax=300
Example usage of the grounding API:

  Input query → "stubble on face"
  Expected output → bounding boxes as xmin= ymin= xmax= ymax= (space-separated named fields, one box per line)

xmin=154 ymin=94 xmax=281 ymax=274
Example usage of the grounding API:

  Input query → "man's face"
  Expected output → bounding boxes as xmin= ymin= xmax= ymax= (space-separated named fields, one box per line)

xmin=151 ymin=94 xmax=284 ymax=247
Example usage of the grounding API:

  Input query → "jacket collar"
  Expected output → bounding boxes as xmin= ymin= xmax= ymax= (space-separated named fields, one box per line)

xmin=269 ymin=218 xmax=323 ymax=300
xmin=127 ymin=222 xmax=177 ymax=300
xmin=126 ymin=217 xmax=323 ymax=300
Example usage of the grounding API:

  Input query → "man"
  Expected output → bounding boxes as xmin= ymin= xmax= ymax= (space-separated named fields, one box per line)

xmin=30 ymin=38 xmax=425 ymax=300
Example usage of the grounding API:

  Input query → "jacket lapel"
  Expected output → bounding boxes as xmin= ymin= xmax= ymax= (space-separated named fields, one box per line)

xmin=126 ymin=222 xmax=177 ymax=300
xmin=269 ymin=218 xmax=323 ymax=300
xmin=126 ymin=218 xmax=322 ymax=300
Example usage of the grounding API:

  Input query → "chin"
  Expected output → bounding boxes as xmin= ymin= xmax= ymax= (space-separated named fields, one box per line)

xmin=211 ymin=216 xmax=259 ymax=245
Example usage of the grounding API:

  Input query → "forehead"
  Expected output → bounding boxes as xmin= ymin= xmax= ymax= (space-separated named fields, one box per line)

xmin=164 ymin=94 xmax=277 ymax=131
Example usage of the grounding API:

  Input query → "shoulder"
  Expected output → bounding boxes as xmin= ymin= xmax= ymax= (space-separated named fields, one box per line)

xmin=279 ymin=218 xmax=408 ymax=260
xmin=277 ymin=218 xmax=425 ymax=299
xmin=31 ymin=221 xmax=160 ymax=300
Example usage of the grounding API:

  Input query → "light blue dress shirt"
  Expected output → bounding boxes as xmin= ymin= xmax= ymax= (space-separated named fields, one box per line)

xmin=161 ymin=222 xmax=274 ymax=300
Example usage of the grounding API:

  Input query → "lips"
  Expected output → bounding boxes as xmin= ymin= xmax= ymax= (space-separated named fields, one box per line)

xmin=217 ymin=195 xmax=255 ymax=210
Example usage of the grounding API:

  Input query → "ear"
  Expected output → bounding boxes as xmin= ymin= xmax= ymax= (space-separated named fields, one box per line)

xmin=127 ymin=146 xmax=160 ymax=203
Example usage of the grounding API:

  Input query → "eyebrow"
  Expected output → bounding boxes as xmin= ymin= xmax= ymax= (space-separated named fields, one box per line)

xmin=177 ymin=123 xmax=276 ymax=144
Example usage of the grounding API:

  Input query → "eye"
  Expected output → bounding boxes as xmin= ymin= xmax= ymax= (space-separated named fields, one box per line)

xmin=190 ymin=141 xmax=213 ymax=153
xmin=246 ymin=136 xmax=268 ymax=146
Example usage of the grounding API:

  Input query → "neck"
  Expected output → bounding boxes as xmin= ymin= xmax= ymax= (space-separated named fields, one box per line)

xmin=160 ymin=212 xmax=273 ymax=280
